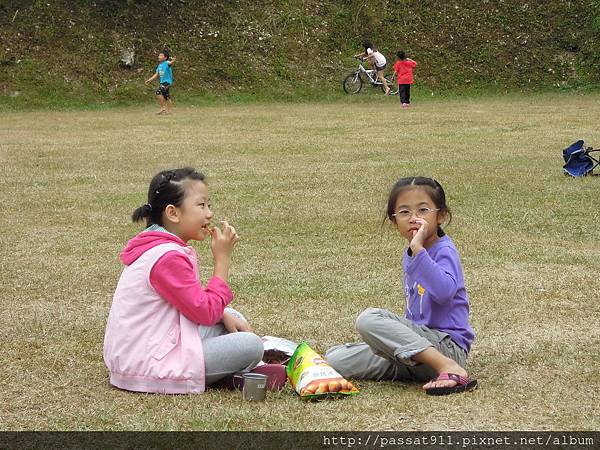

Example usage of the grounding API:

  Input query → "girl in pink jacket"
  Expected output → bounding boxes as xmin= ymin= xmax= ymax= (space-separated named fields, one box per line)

xmin=103 ymin=167 xmax=264 ymax=394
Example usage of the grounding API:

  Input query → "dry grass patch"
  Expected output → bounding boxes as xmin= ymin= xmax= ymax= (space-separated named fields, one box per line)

xmin=1 ymin=94 xmax=599 ymax=430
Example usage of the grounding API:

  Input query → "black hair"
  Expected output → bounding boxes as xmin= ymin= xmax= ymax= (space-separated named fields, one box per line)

xmin=132 ymin=167 xmax=206 ymax=227
xmin=363 ymin=40 xmax=373 ymax=53
xmin=396 ymin=50 xmax=406 ymax=60
xmin=384 ymin=177 xmax=452 ymax=235
xmin=160 ymin=49 xmax=170 ymax=59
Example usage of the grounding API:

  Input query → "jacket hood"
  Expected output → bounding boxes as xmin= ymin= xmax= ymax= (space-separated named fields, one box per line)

xmin=120 ymin=231 xmax=186 ymax=265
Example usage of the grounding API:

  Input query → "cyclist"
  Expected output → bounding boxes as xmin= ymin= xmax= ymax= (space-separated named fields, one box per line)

xmin=355 ymin=41 xmax=390 ymax=95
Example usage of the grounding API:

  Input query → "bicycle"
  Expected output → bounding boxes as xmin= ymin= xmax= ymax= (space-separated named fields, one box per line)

xmin=342 ymin=57 xmax=398 ymax=95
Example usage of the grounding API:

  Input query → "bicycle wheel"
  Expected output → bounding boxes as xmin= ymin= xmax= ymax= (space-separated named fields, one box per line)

xmin=380 ymin=76 xmax=398 ymax=95
xmin=343 ymin=72 xmax=363 ymax=94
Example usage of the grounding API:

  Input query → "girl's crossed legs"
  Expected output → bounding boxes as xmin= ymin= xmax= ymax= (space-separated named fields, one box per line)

xmin=325 ymin=308 xmax=469 ymax=389
xmin=200 ymin=308 xmax=264 ymax=385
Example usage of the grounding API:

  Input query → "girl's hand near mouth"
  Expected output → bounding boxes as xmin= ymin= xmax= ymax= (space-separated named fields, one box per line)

xmin=409 ymin=218 xmax=428 ymax=255
xmin=210 ymin=220 xmax=240 ymax=280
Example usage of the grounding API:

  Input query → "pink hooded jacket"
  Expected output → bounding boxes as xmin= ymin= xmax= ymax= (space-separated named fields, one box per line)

xmin=103 ymin=230 xmax=233 ymax=393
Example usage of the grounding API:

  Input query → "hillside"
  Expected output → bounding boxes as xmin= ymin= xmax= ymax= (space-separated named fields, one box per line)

xmin=1 ymin=0 xmax=600 ymax=108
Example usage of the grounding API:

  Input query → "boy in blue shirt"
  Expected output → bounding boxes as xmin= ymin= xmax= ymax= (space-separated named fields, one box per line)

xmin=145 ymin=49 xmax=177 ymax=115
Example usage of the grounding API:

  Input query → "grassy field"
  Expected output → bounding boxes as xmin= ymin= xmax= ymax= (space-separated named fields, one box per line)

xmin=1 ymin=93 xmax=599 ymax=431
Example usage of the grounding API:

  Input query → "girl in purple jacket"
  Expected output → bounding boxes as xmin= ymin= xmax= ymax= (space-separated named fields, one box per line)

xmin=326 ymin=177 xmax=477 ymax=395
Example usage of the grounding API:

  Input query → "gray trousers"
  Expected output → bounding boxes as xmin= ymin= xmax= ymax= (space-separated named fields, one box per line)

xmin=325 ymin=308 xmax=468 ymax=382
xmin=199 ymin=308 xmax=264 ymax=385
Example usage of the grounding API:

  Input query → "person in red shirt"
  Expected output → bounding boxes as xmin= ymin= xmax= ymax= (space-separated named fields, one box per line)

xmin=393 ymin=51 xmax=417 ymax=108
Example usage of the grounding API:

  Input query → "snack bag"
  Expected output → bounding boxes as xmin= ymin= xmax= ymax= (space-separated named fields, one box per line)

xmin=261 ymin=336 xmax=298 ymax=365
xmin=286 ymin=341 xmax=359 ymax=399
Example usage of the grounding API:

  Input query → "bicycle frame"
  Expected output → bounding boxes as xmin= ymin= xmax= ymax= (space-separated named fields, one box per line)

xmin=357 ymin=64 xmax=380 ymax=84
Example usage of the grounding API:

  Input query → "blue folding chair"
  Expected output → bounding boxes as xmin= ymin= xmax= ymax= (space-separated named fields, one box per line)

xmin=562 ymin=140 xmax=600 ymax=177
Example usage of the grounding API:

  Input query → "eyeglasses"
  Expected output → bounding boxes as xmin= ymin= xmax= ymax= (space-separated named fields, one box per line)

xmin=392 ymin=207 xmax=440 ymax=220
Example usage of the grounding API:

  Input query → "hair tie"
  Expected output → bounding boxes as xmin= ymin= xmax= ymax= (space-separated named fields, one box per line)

xmin=145 ymin=203 xmax=152 ymax=211
xmin=154 ymin=171 xmax=175 ymax=197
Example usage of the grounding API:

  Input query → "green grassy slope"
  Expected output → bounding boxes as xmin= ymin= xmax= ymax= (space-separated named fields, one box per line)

xmin=1 ymin=0 xmax=600 ymax=108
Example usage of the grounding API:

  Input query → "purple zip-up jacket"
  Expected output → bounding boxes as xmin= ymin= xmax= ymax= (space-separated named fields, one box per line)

xmin=403 ymin=234 xmax=475 ymax=352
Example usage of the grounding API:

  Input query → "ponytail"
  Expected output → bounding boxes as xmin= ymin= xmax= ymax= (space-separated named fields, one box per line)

xmin=131 ymin=203 xmax=153 ymax=223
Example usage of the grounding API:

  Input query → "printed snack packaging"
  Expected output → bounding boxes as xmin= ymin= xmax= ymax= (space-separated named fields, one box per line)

xmin=286 ymin=342 xmax=359 ymax=399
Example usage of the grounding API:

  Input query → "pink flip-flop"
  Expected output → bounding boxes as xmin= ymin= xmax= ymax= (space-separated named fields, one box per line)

xmin=425 ymin=372 xmax=478 ymax=396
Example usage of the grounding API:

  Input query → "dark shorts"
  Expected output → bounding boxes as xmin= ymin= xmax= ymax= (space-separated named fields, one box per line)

xmin=375 ymin=63 xmax=387 ymax=72
xmin=155 ymin=83 xmax=171 ymax=99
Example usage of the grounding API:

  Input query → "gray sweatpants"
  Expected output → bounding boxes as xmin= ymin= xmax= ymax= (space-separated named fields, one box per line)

xmin=199 ymin=307 xmax=264 ymax=385
xmin=325 ymin=308 xmax=468 ymax=382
